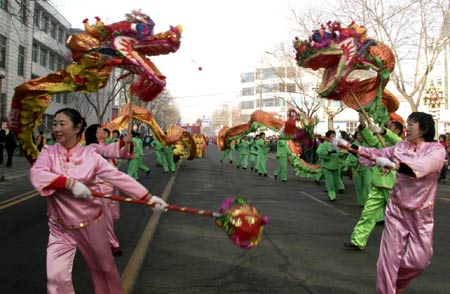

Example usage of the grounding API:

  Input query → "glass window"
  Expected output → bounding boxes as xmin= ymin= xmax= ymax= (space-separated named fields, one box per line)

xmin=58 ymin=28 xmax=63 ymax=43
xmin=286 ymin=67 xmax=297 ymax=79
xmin=0 ymin=93 xmax=6 ymax=123
xmin=263 ymin=98 xmax=275 ymax=107
xmin=19 ymin=0 xmax=27 ymax=24
xmin=0 ymin=0 xmax=7 ymax=11
xmin=286 ymin=83 xmax=296 ymax=93
xmin=41 ymin=14 xmax=49 ymax=33
xmin=0 ymin=34 xmax=6 ymax=68
xmin=263 ymin=83 xmax=278 ymax=93
xmin=34 ymin=8 xmax=40 ymax=28
xmin=50 ymin=22 xmax=57 ymax=39
xmin=40 ymin=47 xmax=48 ymax=67
xmin=56 ymin=57 xmax=63 ymax=70
xmin=240 ymin=72 xmax=254 ymax=83
xmin=18 ymin=45 xmax=25 ymax=76
xmin=241 ymin=87 xmax=254 ymax=96
xmin=49 ymin=52 xmax=55 ymax=70
xmin=241 ymin=100 xmax=254 ymax=109
xmin=32 ymin=42 xmax=38 ymax=62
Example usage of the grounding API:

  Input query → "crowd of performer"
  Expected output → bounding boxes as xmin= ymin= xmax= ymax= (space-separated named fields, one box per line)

xmin=25 ymin=106 xmax=450 ymax=294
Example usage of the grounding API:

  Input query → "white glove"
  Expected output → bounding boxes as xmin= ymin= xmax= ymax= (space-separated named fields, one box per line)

xmin=149 ymin=195 xmax=168 ymax=212
xmin=70 ymin=181 xmax=92 ymax=199
xmin=331 ymin=138 xmax=350 ymax=149
xmin=375 ymin=157 xmax=396 ymax=169
xmin=370 ymin=123 xmax=383 ymax=134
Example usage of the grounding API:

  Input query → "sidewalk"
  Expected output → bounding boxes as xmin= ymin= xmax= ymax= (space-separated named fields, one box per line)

xmin=0 ymin=153 xmax=31 ymax=181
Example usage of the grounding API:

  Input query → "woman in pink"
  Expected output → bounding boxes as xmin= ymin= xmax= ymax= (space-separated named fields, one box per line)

xmin=30 ymin=108 xmax=167 ymax=294
xmin=336 ymin=112 xmax=446 ymax=294
xmin=85 ymin=123 xmax=132 ymax=256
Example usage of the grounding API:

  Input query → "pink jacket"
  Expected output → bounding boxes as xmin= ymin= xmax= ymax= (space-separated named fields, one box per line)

xmin=30 ymin=143 xmax=148 ymax=229
xmin=359 ymin=141 xmax=446 ymax=210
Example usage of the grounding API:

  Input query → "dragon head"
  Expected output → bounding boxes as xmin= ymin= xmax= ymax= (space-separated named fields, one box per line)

xmin=293 ymin=21 xmax=396 ymax=124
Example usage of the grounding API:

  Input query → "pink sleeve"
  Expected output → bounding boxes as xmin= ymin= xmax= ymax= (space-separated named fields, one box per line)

xmin=29 ymin=146 xmax=61 ymax=196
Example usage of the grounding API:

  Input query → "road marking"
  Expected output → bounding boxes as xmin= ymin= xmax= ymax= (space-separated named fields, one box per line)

xmin=0 ymin=190 xmax=38 ymax=210
xmin=300 ymin=191 xmax=349 ymax=216
xmin=121 ymin=160 xmax=181 ymax=294
xmin=441 ymin=197 xmax=450 ymax=202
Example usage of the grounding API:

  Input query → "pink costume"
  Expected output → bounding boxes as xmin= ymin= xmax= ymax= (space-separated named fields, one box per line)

xmin=90 ymin=141 xmax=129 ymax=249
xmin=358 ymin=141 xmax=446 ymax=294
xmin=30 ymin=143 xmax=148 ymax=294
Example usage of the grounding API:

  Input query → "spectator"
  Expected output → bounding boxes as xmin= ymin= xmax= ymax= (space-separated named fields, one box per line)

xmin=5 ymin=131 xmax=18 ymax=167
xmin=35 ymin=130 xmax=47 ymax=151
xmin=0 ymin=124 xmax=5 ymax=164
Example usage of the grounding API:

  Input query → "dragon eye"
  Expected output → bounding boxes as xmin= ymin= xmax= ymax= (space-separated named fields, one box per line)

xmin=333 ymin=31 xmax=340 ymax=39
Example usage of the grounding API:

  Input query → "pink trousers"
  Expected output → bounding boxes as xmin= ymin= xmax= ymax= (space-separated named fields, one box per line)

xmin=376 ymin=201 xmax=434 ymax=294
xmin=46 ymin=215 xmax=122 ymax=294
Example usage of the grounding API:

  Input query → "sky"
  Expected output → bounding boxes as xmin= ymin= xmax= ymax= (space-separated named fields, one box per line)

xmin=51 ymin=0 xmax=303 ymax=123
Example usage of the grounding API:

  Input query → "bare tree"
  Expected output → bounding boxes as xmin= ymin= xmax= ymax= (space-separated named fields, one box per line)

xmin=328 ymin=0 xmax=450 ymax=111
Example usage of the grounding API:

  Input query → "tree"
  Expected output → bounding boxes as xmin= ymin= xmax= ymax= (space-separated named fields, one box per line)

xmin=328 ymin=0 xmax=450 ymax=111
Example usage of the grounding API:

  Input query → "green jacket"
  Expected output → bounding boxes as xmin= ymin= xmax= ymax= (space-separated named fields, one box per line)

xmin=316 ymin=140 xmax=342 ymax=170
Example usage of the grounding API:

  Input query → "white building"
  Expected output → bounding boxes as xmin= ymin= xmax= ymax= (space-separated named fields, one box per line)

xmin=0 ymin=0 xmax=113 ymax=133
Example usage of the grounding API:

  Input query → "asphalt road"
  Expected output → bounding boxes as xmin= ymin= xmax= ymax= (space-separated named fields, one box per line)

xmin=1 ymin=145 xmax=450 ymax=293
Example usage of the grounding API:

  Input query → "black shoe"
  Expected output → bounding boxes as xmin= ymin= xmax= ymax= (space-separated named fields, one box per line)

xmin=343 ymin=242 xmax=362 ymax=251
xmin=258 ymin=173 xmax=262 ymax=176
xmin=274 ymin=175 xmax=277 ymax=180
xmin=314 ymin=180 xmax=321 ymax=185
xmin=236 ymin=166 xmax=240 ymax=169
xmin=243 ymin=167 xmax=247 ymax=169
xmin=112 ymin=247 xmax=124 ymax=256
xmin=146 ymin=170 xmax=150 ymax=176
xmin=329 ymin=198 xmax=336 ymax=202
xmin=281 ymin=179 xmax=287 ymax=182
xmin=263 ymin=173 xmax=268 ymax=177
xmin=376 ymin=220 xmax=385 ymax=226
xmin=229 ymin=160 xmax=232 ymax=164
xmin=338 ymin=189 xmax=345 ymax=194
xmin=250 ymin=167 xmax=253 ymax=171
xmin=220 ymin=160 xmax=222 ymax=163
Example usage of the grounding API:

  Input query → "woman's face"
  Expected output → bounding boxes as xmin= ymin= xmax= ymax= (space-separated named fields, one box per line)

xmin=52 ymin=112 xmax=80 ymax=148
xmin=96 ymin=127 xmax=106 ymax=142
xmin=405 ymin=119 xmax=423 ymax=145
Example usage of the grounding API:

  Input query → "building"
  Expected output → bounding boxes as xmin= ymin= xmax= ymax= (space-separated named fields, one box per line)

xmin=238 ymin=66 xmax=365 ymax=135
xmin=0 ymin=0 xmax=113 ymax=134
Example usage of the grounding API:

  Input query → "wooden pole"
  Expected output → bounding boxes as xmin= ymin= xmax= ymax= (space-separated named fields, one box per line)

xmin=350 ymin=92 xmax=386 ymax=147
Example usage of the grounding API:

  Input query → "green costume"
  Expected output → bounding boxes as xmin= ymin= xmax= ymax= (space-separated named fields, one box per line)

xmin=349 ymin=127 xmax=401 ymax=249
xmin=220 ymin=147 xmax=234 ymax=163
xmin=316 ymin=140 xmax=344 ymax=201
xmin=256 ymin=136 xmax=270 ymax=176
xmin=273 ymin=139 xmax=289 ymax=181
xmin=236 ymin=138 xmax=251 ymax=169
xmin=162 ymin=144 xmax=176 ymax=172
xmin=128 ymin=136 xmax=150 ymax=180
xmin=348 ymin=140 xmax=372 ymax=206
xmin=249 ymin=138 xmax=259 ymax=171
xmin=150 ymin=139 xmax=163 ymax=167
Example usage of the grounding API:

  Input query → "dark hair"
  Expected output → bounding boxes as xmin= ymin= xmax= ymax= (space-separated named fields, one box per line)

xmin=54 ymin=108 xmax=86 ymax=139
xmin=103 ymin=128 xmax=111 ymax=137
xmin=325 ymin=130 xmax=336 ymax=138
xmin=112 ymin=130 xmax=120 ymax=137
xmin=85 ymin=124 xmax=101 ymax=145
xmin=390 ymin=121 xmax=404 ymax=136
xmin=407 ymin=112 xmax=435 ymax=142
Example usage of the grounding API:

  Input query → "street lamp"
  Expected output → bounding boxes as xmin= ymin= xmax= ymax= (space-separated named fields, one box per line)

xmin=423 ymin=86 xmax=446 ymax=137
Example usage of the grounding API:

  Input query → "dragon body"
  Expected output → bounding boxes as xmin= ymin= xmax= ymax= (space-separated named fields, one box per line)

xmin=8 ymin=11 xmax=182 ymax=163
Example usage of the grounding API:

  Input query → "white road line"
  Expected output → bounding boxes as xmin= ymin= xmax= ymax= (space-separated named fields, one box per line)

xmin=300 ymin=191 xmax=349 ymax=216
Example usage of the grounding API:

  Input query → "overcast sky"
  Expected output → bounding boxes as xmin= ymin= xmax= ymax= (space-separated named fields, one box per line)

xmin=52 ymin=0 xmax=307 ymax=122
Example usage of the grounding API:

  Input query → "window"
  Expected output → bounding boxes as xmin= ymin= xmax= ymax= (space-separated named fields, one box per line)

xmin=58 ymin=28 xmax=64 ymax=43
xmin=34 ymin=9 xmax=40 ymax=28
xmin=0 ymin=93 xmax=6 ymax=122
xmin=263 ymin=98 xmax=275 ymax=107
xmin=241 ymin=87 xmax=254 ymax=96
xmin=49 ymin=52 xmax=55 ymax=70
xmin=19 ymin=0 xmax=27 ymax=24
xmin=18 ymin=45 xmax=25 ymax=76
xmin=241 ymin=100 xmax=254 ymax=109
xmin=240 ymin=72 xmax=254 ymax=83
xmin=41 ymin=14 xmax=49 ymax=33
xmin=286 ymin=83 xmax=296 ymax=93
xmin=54 ymin=93 xmax=61 ymax=103
xmin=256 ymin=68 xmax=278 ymax=80
xmin=286 ymin=67 xmax=297 ymax=79
xmin=263 ymin=83 xmax=278 ymax=93
xmin=32 ymin=42 xmax=38 ymax=62
xmin=0 ymin=34 xmax=6 ymax=68
xmin=39 ymin=47 xmax=48 ymax=67
xmin=50 ymin=22 xmax=57 ymax=39
xmin=0 ymin=0 xmax=7 ymax=11
xmin=347 ymin=121 xmax=358 ymax=135
xmin=56 ymin=57 xmax=63 ymax=70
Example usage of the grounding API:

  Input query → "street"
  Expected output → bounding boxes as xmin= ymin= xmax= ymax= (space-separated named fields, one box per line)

xmin=1 ymin=144 xmax=450 ymax=293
